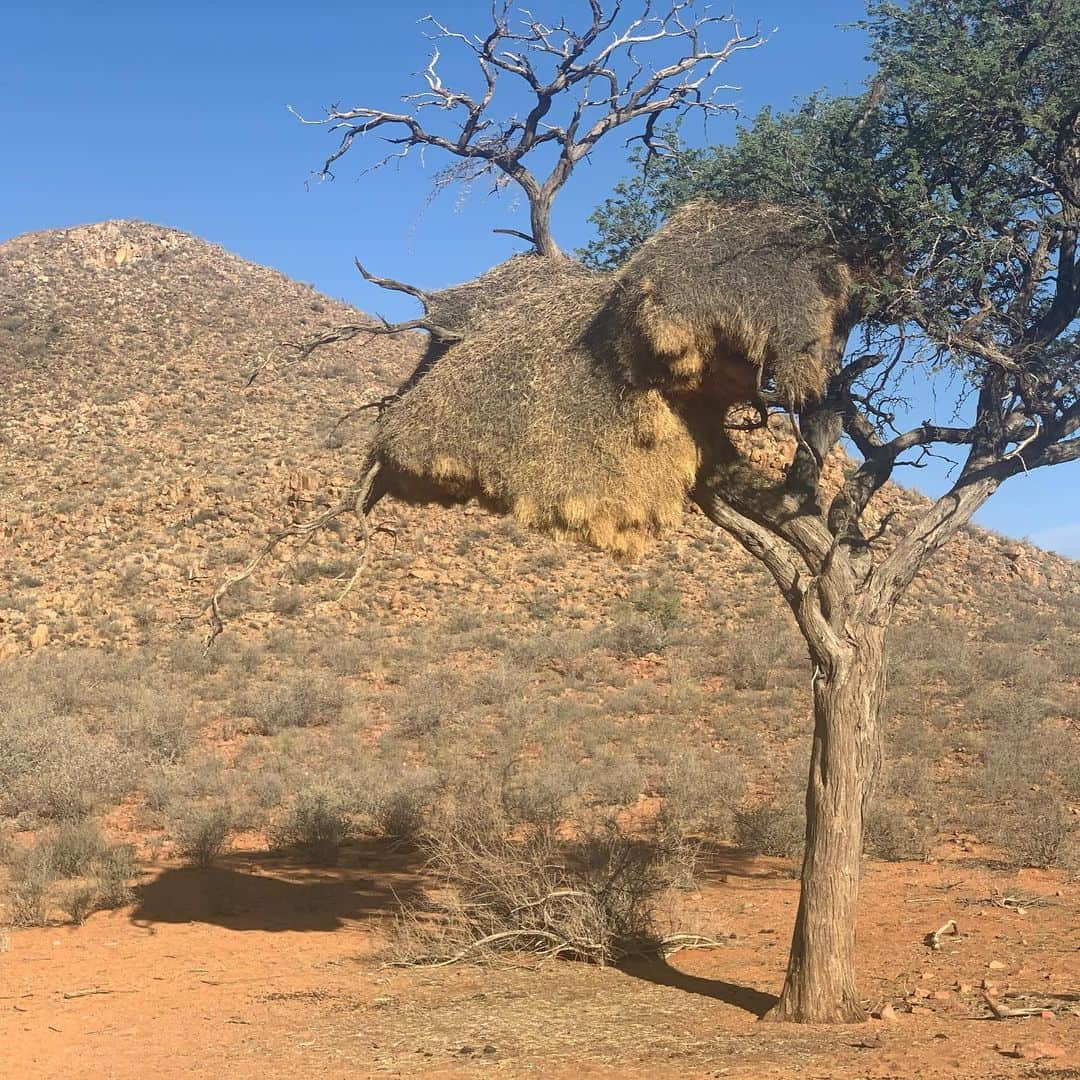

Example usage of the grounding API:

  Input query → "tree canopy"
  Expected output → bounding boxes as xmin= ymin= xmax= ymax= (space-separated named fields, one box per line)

xmin=585 ymin=0 xmax=1080 ymax=448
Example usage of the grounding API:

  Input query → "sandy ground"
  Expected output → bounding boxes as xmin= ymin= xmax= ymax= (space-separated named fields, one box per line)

xmin=1 ymin=846 xmax=1077 ymax=1079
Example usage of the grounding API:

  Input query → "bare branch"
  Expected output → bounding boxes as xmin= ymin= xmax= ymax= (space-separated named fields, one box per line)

xmin=292 ymin=2 xmax=762 ymax=256
xmin=193 ymin=458 xmax=385 ymax=647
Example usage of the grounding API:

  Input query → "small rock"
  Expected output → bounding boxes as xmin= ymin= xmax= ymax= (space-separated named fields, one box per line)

xmin=988 ymin=960 xmax=1007 ymax=971
xmin=1008 ymin=1042 xmax=1066 ymax=1062
xmin=932 ymin=990 xmax=952 ymax=1001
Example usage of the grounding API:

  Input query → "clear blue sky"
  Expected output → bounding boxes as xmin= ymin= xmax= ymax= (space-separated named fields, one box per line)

xmin=4 ymin=1 xmax=1077 ymax=558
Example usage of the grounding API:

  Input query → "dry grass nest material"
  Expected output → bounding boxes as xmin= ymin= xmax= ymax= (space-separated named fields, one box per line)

xmin=370 ymin=199 xmax=857 ymax=559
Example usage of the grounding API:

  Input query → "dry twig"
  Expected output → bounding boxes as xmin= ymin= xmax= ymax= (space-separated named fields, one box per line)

xmin=983 ymin=992 xmax=1051 ymax=1020
xmin=924 ymin=918 xmax=959 ymax=951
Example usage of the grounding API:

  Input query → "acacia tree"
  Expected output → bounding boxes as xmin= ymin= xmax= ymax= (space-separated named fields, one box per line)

xmin=272 ymin=0 xmax=1080 ymax=1027
xmin=587 ymin=0 xmax=1080 ymax=1021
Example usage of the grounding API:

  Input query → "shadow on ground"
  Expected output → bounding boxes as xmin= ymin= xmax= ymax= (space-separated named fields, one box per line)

xmin=619 ymin=958 xmax=779 ymax=1017
xmin=130 ymin=839 xmax=426 ymax=932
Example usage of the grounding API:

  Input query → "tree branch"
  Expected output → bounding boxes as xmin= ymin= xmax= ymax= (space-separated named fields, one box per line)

xmin=292 ymin=2 xmax=762 ymax=256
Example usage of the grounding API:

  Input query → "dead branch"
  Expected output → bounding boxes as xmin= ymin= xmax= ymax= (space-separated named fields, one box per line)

xmin=247 ymin=253 xmax=464 ymax=385
xmin=983 ymin=992 xmax=1050 ymax=1020
xmin=195 ymin=458 xmax=384 ymax=647
xmin=291 ymin=2 xmax=763 ymax=255
xmin=924 ymin=918 xmax=959 ymax=951
xmin=660 ymin=933 xmax=729 ymax=957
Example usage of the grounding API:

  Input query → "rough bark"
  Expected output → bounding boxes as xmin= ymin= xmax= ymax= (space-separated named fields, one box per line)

xmin=767 ymin=625 xmax=885 ymax=1023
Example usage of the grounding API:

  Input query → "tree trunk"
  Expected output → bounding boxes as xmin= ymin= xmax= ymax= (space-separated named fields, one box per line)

xmin=530 ymin=191 xmax=560 ymax=258
xmin=767 ymin=625 xmax=886 ymax=1023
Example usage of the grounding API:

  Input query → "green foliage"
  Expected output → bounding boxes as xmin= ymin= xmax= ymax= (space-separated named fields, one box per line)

xmin=585 ymin=0 xmax=1080 ymax=396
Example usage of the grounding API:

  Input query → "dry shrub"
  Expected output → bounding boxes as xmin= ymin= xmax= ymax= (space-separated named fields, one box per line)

xmin=44 ymin=820 xmax=108 ymax=877
xmin=716 ymin=620 xmax=802 ymax=691
xmin=362 ymin=773 xmax=438 ymax=846
xmin=3 ymin=848 xmax=56 ymax=927
xmin=864 ymin=799 xmax=934 ymax=862
xmin=245 ymin=675 xmax=349 ymax=735
xmin=59 ymin=883 xmax=100 ymax=925
xmin=392 ymin=800 xmax=698 ymax=967
xmin=607 ymin=611 xmax=672 ymax=658
xmin=658 ymin=749 xmax=747 ymax=841
xmin=992 ymin=794 xmax=1076 ymax=870
xmin=499 ymin=758 xmax=581 ymax=827
xmin=92 ymin=844 xmax=138 ymax=909
xmin=0 ymin=706 xmax=134 ymax=822
xmin=734 ymin=798 xmax=805 ymax=861
xmin=271 ymin=786 xmax=355 ymax=865
xmin=863 ymin=756 xmax=936 ymax=862
xmin=170 ymin=801 xmax=234 ymax=867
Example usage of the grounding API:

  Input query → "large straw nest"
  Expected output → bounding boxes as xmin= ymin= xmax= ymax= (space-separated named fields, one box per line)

xmin=373 ymin=255 xmax=699 ymax=560
xmin=603 ymin=200 xmax=857 ymax=411
xmin=369 ymin=200 xmax=857 ymax=559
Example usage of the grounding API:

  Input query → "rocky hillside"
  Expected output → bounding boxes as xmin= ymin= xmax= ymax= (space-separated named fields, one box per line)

xmin=1 ymin=219 xmax=1074 ymax=659
xmin=0 ymin=220 xmax=1077 ymax=880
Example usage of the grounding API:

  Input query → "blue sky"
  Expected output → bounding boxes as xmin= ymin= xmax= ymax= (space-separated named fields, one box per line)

xmin=4 ymin=1 xmax=1077 ymax=558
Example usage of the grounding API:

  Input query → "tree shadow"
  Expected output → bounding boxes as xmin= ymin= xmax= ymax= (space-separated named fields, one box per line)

xmin=618 ymin=957 xmax=779 ymax=1018
xmin=694 ymin=842 xmax=799 ymax=883
xmin=130 ymin=839 xmax=426 ymax=932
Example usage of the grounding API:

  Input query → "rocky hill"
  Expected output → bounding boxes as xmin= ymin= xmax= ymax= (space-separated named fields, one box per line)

xmin=0 ymin=220 xmax=1076 ymax=874
xmin=2 ymin=219 xmax=1074 ymax=657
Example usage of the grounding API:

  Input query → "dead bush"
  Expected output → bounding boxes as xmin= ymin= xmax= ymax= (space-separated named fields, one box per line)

xmin=392 ymin=802 xmax=703 ymax=967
